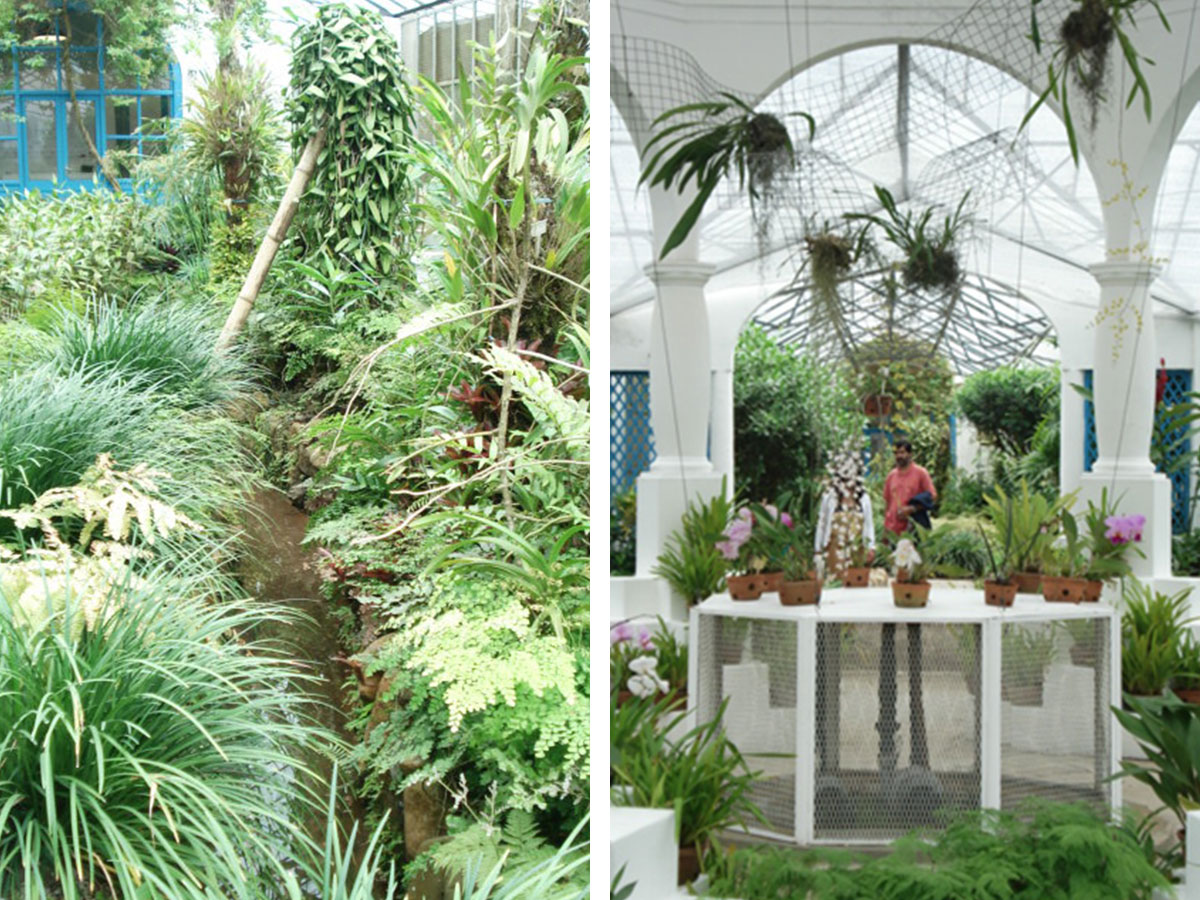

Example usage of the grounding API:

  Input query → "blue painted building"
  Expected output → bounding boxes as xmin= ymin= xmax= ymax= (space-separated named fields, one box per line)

xmin=0 ymin=5 xmax=181 ymax=192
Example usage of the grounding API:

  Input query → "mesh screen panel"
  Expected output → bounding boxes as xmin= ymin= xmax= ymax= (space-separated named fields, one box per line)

xmin=696 ymin=615 xmax=797 ymax=838
xmin=1000 ymin=618 xmax=1112 ymax=811
xmin=814 ymin=622 xmax=981 ymax=840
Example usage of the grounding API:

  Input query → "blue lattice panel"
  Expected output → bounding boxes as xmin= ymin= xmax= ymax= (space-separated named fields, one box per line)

xmin=611 ymin=371 xmax=655 ymax=498
xmin=1083 ymin=369 xmax=1191 ymax=534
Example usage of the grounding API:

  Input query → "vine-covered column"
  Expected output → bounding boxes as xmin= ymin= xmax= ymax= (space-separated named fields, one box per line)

xmin=1081 ymin=261 xmax=1170 ymax=576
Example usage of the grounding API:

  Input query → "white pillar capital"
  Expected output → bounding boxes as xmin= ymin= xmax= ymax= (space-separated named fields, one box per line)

xmin=1087 ymin=260 xmax=1162 ymax=288
xmin=643 ymin=260 xmax=716 ymax=287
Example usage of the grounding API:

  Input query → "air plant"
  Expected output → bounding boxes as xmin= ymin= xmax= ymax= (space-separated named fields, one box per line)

xmin=1022 ymin=0 xmax=1170 ymax=164
xmin=640 ymin=92 xmax=815 ymax=258
xmin=846 ymin=185 xmax=970 ymax=293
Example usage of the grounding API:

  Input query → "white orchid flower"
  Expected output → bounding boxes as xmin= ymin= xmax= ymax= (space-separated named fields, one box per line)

xmin=894 ymin=539 xmax=921 ymax=570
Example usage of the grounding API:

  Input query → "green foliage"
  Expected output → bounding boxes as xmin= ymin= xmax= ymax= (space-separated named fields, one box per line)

xmin=1022 ymin=0 xmax=1171 ymax=165
xmin=955 ymin=366 xmax=1060 ymax=457
xmin=983 ymin=480 xmax=1075 ymax=573
xmin=1173 ymin=528 xmax=1200 ymax=576
xmin=1115 ymin=692 xmax=1200 ymax=826
xmin=918 ymin=518 xmax=990 ymax=574
xmin=407 ymin=29 xmax=589 ymax=340
xmin=706 ymin=801 xmax=1167 ymax=900
xmin=847 ymin=185 xmax=970 ymax=292
xmin=735 ymin=325 xmax=863 ymax=505
xmin=210 ymin=210 xmax=259 ymax=284
xmin=1122 ymin=578 xmax=1192 ymax=696
xmin=0 ymin=0 xmax=185 ymax=85
xmin=640 ymin=93 xmax=814 ymax=257
xmin=288 ymin=3 xmax=415 ymax=277
xmin=848 ymin=335 xmax=954 ymax=430
xmin=449 ymin=815 xmax=589 ymax=900
xmin=611 ymin=487 xmax=636 ymax=576
xmin=612 ymin=697 xmax=767 ymax=861
xmin=182 ymin=61 xmax=283 ymax=210
xmin=652 ymin=487 xmax=731 ymax=603
xmin=0 ymin=365 xmax=156 ymax=508
xmin=46 ymin=296 xmax=253 ymax=411
xmin=0 ymin=189 xmax=165 ymax=314
xmin=0 ymin=576 xmax=332 ymax=899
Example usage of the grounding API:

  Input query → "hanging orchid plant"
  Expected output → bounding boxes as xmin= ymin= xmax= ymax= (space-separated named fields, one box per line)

xmin=1021 ymin=0 xmax=1170 ymax=164
xmin=640 ymin=92 xmax=815 ymax=258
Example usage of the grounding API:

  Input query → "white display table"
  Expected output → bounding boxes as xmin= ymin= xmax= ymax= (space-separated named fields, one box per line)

xmin=688 ymin=585 xmax=1120 ymax=844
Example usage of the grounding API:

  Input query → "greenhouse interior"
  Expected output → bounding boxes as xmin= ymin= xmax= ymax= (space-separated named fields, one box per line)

xmin=0 ymin=0 xmax=590 ymax=897
xmin=609 ymin=0 xmax=1200 ymax=897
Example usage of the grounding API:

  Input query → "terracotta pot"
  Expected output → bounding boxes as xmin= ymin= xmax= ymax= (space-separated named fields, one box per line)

xmin=1174 ymin=686 xmax=1200 ymax=705
xmin=780 ymin=579 xmax=821 ymax=606
xmin=1012 ymin=571 xmax=1042 ymax=594
xmin=727 ymin=574 xmax=762 ymax=600
xmin=677 ymin=844 xmax=704 ymax=885
xmin=892 ymin=580 xmax=931 ymax=607
xmin=1041 ymin=575 xmax=1089 ymax=603
xmin=1082 ymin=579 xmax=1103 ymax=602
xmin=1004 ymin=679 xmax=1045 ymax=707
xmin=844 ymin=567 xmax=871 ymax=588
xmin=984 ymin=580 xmax=1018 ymax=607
xmin=864 ymin=394 xmax=893 ymax=417
xmin=759 ymin=571 xmax=783 ymax=593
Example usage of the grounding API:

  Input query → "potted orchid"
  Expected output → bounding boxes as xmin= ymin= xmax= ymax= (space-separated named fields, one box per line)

xmin=778 ymin=521 xmax=821 ymax=606
xmin=1083 ymin=490 xmax=1144 ymax=600
xmin=892 ymin=537 xmax=932 ymax=607
xmin=717 ymin=503 xmax=792 ymax=599
xmin=1040 ymin=511 xmax=1092 ymax=602
xmin=611 ymin=620 xmax=659 ymax=702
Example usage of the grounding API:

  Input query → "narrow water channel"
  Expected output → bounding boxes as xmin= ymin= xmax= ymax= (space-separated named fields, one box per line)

xmin=236 ymin=488 xmax=367 ymax=860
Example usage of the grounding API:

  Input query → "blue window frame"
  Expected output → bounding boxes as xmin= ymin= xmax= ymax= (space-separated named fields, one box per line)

xmin=0 ymin=5 xmax=182 ymax=192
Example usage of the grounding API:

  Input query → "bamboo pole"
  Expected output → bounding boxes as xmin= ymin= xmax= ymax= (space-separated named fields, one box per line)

xmin=216 ymin=126 xmax=328 ymax=350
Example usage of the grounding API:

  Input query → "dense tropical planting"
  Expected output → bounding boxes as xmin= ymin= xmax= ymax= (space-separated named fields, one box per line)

xmin=0 ymin=0 xmax=588 ymax=896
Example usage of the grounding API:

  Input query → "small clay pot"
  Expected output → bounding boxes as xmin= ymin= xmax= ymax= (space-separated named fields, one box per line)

xmin=892 ymin=580 xmax=931 ymax=608
xmin=677 ymin=844 xmax=704 ymax=885
xmin=844 ymin=567 xmax=871 ymax=588
xmin=984 ymin=580 xmax=1018 ymax=607
xmin=1082 ymin=579 xmax=1103 ymax=602
xmin=1012 ymin=571 xmax=1042 ymax=594
xmin=759 ymin=571 xmax=783 ymax=593
xmin=780 ymin=579 xmax=821 ymax=606
xmin=1174 ymin=686 xmax=1200 ymax=705
xmin=1041 ymin=575 xmax=1089 ymax=603
xmin=727 ymin=573 xmax=762 ymax=600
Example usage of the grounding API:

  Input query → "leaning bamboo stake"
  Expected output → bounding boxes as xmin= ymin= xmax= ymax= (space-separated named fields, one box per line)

xmin=216 ymin=126 xmax=328 ymax=350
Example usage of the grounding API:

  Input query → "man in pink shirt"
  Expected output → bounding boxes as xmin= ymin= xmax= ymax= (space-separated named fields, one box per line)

xmin=883 ymin=439 xmax=936 ymax=537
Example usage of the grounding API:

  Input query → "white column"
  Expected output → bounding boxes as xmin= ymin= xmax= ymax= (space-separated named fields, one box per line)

xmin=1058 ymin=364 xmax=1085 ymax=495
xmin=635 ymin=261 xmax=725 ymax=575
xmin=710 ymin=362 xmax=735 ymax=485
xmin=1079 ymin=262 xmax=1171 ymax=577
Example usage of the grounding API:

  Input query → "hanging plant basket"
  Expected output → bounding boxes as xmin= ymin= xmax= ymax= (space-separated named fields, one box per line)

xmin=863 ymin=394 xmax=894 ymax=417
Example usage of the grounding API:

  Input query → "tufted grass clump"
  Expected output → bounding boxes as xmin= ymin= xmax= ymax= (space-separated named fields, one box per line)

xmin=48 ymin=296 xmax=255 ymax=411
xmin=0 ymin=573 xmax=333 ymax=899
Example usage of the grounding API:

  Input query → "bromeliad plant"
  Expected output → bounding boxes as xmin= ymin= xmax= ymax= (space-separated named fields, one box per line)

xmin=1022 ymin=0 xmax=1171 ymax=164
xmin=653 ymin=486 xmax=733 ymax=603
xmin=640 ymin=93 xmax=815 ymax=258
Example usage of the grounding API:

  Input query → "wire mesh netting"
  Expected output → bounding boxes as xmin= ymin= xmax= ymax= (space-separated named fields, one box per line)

xmin=1000 ymin=618 xmax=1112 ymax=811
xmin=696 ymin=614 xmax=798 ymax=837
xmin=812 ymin=622 xmax=982 ymax=840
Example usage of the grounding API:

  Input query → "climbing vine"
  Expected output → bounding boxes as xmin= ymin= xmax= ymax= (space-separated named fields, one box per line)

xmin=287 ymin=3 xmax=416 ymax=278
